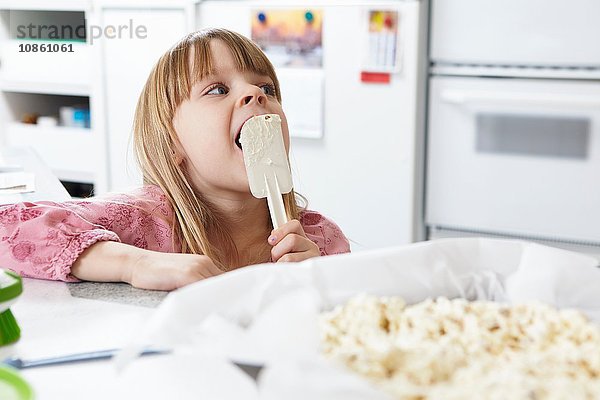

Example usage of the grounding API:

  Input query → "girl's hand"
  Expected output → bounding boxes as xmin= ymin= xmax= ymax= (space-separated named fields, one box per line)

xmin=127 ymin=250 xmax=224 ymax=291
xmin=71 ymin=241 xmax=223 ymax=291
xmin=268 ymin=219 xmax=320 ymax=263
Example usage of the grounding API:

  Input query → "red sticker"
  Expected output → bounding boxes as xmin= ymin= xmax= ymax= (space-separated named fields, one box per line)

xmin=360 ymin=72 xmax=391 ymax=84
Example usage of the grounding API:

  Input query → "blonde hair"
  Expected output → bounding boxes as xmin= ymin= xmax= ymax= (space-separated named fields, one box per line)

xmin=132 ymin=28 xmax=300 ymax=269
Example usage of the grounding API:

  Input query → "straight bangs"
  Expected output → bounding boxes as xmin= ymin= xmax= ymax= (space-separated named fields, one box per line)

xmin=180 ymin=29 xmax=282 ymax=103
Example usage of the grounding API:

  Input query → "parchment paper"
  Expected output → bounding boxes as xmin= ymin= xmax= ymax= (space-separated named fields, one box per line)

xmin=115 ymin=238 xmax=600 ymax=399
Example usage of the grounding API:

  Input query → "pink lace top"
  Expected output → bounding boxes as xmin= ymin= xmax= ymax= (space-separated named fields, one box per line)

xmin=0 ymin=185 xmax=350 ymax=282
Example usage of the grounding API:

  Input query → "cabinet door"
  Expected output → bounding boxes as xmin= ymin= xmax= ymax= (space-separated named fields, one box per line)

xmin=426 ymin=76 xmax=600 ymax=244
xmin=101 ymin=9 xmax=188 ymax=191
xmin=431 ymin=0 xmax=600 ymax=67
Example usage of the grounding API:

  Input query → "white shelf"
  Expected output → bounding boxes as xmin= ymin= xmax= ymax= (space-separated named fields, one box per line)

xmin=5 ymin=122 xmax=100 ymax=184
xmin=0 ymin=40 xmax=91 ymax=87
xmin=0 ymin=1 xmax=91 ymax=11
xmin=0 ymin=79 xmax=90 ymax=96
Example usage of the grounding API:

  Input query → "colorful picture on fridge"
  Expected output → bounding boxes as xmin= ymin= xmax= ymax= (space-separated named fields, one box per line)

xmin=251 ymin=9 xmax=323 ymax=68
xmin=367 ymin=10 xmax=399 ymax=71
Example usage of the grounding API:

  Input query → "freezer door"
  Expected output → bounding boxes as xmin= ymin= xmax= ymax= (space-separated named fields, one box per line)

xmin=430 ymin=0 xmax=600 ymax=67
xmin=426 ymin=76 xmax=600 ymax=244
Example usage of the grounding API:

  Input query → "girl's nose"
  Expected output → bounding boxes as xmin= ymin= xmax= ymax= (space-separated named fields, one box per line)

xmin=240 ymin=86 xmax=266 ymax=107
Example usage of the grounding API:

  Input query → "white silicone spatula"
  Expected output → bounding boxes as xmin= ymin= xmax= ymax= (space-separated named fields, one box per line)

xmin=240 ymin=114 xmax=293 ymax=229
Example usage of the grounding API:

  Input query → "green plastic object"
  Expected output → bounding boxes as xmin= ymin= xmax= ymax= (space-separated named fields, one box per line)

xmin=0 ymin=270 xmax=23 ymax=346
xmin=0 ymin=365 xmax=34 ymax=400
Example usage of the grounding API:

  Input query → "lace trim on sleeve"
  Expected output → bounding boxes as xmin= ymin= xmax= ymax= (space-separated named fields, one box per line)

xmin=34 ymin=230 xmax=119 ymax=282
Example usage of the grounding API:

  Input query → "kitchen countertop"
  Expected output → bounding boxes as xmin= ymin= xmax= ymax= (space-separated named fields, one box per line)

xmin=8 ymin=278 xmax=157 ymax=399
xmin=6 ymin=278 xmax=257 ymax=400
xmin=67 ymin=281 xmax=168 ymax=308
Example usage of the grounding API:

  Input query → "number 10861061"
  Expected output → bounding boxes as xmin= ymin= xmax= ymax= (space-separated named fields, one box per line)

xmin=18 ymin=43 xmax=74 ymax=53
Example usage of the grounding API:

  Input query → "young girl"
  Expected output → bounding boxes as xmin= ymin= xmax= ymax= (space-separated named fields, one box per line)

xmin=0 ymin=28 xmax=350 ymax=291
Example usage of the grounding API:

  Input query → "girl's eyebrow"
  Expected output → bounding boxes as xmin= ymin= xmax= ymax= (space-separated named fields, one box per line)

xmin=196 ymin=71 xmax=220 ymax=83
xmin=191 ymin=65 xmax=225 ymax=83
xmin=192 ymin=69 xmax=272 ymax=90
xmin=212 ymin=67 xmax=270 ymax=80
xmin=200 ymin=66 xmax=235 ymax=79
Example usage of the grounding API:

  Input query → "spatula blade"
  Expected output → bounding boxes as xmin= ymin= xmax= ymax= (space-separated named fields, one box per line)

xmin=240 ymin=114 xmax=293 ymax=199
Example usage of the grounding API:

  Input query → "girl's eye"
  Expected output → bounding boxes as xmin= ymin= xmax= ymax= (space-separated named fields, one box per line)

xmin=206 ymin=84 xmax=228 ymax=95
xmin=260 ymin=83 xmax=277 ymax=97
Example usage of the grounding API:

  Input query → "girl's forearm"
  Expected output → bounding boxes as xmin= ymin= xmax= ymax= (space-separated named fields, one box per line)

xmin=71 ymin=241 xmax=141 ymax=284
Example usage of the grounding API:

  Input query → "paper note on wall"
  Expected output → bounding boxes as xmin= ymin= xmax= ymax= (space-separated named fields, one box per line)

xmin=364 ymin=10 xmax=401 ymax=73
xmin=250 ymin=9 xmax=325 ymax=139
xmin=277 ymin=68 xmax=324 ymax=139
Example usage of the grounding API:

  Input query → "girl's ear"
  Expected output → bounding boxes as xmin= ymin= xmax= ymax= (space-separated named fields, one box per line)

xmin=172 ymin=148 xmax=185 ymax=166
xmin=170 ymin=140 xmax=186 ymax=166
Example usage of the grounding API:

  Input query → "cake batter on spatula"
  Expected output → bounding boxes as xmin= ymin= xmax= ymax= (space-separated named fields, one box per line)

xmin=239 ymin=114 xmax=293 ymax=229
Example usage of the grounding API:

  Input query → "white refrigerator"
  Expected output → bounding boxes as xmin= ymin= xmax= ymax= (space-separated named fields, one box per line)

xmin=197 ymin=0 xmax=428 ymax=250
xmin=426 ymin=0 xmax=600 ymax=259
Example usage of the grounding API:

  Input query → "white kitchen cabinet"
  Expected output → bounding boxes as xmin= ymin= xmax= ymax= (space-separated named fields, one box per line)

xmin=0 ymin=4 xmax=100 ymax=195
xmin=0 ymin=1 xmax=196 ymax=196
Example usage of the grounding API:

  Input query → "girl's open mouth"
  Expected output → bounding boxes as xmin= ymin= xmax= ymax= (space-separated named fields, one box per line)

xmin=235 ymin=131 xmax=243 ymax=150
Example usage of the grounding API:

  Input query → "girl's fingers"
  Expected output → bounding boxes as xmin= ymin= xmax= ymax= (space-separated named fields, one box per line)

xmin=268 ymin=219 xmax=305 ymax=245
xmin=271 ymin=233 xmax=306 ymax=261
xmin=271 ymin=233 xmax=319 ymax=262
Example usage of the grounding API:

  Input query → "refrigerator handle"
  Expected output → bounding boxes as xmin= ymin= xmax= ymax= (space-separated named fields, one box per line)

xmin=440 ymin=89 xmax=600 ymax=109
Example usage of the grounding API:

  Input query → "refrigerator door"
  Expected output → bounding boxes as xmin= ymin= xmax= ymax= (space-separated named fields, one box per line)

xmin=426 ymin=76 xmax=600 ymax=244
xmin=430 ymin=0 xmax=600 ymax=67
